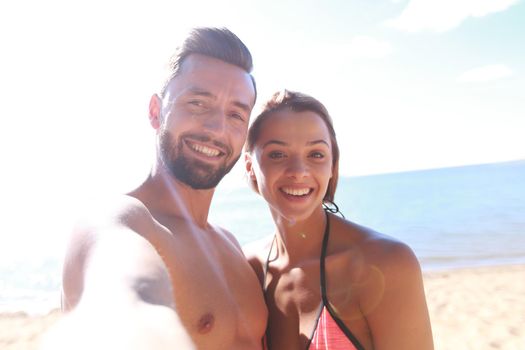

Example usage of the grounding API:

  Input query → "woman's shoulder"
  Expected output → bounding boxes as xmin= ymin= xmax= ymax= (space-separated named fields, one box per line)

xmin=331 ymin=214 xmax=420 ymax=272
xmin=242 ymin=234 xmax=275 ymax=263
xmin=242 ymin=234 xmax=275 ymax=284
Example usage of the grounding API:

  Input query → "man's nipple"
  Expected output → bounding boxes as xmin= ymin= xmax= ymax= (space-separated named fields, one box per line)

xmin=197 ymin=313 xmax=215 ymax=334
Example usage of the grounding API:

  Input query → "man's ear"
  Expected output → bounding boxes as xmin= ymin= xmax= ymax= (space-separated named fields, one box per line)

xmin=149 ymin=94 xmax=162 ymax=129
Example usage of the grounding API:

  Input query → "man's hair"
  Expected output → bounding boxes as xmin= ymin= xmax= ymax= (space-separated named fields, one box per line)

xmin=160 ymin=27 xmax=256 ymax=98
xmin=246 ymin=90 xmax=340 ymax=203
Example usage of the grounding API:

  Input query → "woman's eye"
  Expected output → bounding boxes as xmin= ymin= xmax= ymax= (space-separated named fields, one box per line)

xmin=268 ymin=151 xmax=285 ymax=159
xmin=310 ymin=152 xmax=325 ymax=159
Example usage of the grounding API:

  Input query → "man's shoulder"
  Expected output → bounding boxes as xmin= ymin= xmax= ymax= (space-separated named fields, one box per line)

xmin=64 ymin=195 xmax=159 ymax=249
xmin=65 ymin=193 xmax=163 ymax=270
xmin=62 ymin=194 xmax=172 ymax=311
xmin=65 ymin=194 xmax=158 ymax=279
xmin=74 ymin=194 xmax=152 ymax=227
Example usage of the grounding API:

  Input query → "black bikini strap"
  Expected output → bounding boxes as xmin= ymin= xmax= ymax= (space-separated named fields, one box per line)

xmin=319 ymin=210 xmax=366 ymax=350
xmin=320 ymin=210 xmax=331 ymax=304
xmin=322 ymin=200 xmax=345 ymax=219
xmin=263 ymin=235 xmax=276 ymax=292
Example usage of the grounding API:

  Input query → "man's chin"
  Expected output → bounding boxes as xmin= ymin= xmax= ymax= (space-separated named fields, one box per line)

xmin=166 ymin=154 xmax=238 ymax=190
xmin=176 ymin=168 xmax=225 ymax=190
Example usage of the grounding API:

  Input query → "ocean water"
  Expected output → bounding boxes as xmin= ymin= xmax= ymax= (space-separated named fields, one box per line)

xmin=211 ymin=160 xmax=525 ymax=271
xmin=2 ymin=160 xmax=524 ymax=314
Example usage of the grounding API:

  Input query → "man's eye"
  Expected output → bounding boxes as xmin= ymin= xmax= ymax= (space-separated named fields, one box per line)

xmin=187 ymin=100 xmax=208 ymax=114
xmin=230 ymin=112 xmax=245 ymax=121
xmin=188 ymin=100 xmax=204 ymax=107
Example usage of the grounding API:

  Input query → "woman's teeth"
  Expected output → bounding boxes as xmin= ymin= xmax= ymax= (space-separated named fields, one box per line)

xmin=281 ymin=187 xmax=311 ymax=196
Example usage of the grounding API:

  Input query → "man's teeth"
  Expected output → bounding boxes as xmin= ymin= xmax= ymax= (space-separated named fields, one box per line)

xmin=190 ymin=143 xmax=220 ymax=157
xmin=282 ymin=187 xmax=311 ymax=196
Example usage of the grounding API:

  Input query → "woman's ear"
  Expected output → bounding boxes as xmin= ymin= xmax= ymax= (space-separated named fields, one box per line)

xmin=244 ymin=153 xmax=259 ymax=194
xmin=244 ymin=153 xmax=256 ymax=180
xmin=148 ymin=94 xmax=162 ymax=129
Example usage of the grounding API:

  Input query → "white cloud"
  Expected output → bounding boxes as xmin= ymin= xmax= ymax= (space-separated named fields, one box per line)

xmin=457 ymin=64 xmax=513 ymax=83
xmin=386 ymin=0 xmax=520 ymax=32
xmin=300 ymin=36 xmax=392 ymax=69
xmin=345 ymin=35 xmax=393 ymax=59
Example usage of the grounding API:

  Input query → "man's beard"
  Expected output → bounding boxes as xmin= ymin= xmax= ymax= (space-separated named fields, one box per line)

xmin=159 ymin=130 xmax=239 ymax=190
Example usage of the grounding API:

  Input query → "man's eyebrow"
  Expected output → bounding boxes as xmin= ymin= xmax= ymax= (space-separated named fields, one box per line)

xmin=186 ymin=87 xmax=214 ymax=98
xmin=186 ymin=87 xmax=251 ymax=112
xmin=232 ymin=101 xmax=251 ymax=113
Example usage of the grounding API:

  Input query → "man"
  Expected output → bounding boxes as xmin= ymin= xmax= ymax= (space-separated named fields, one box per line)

xmin=49 ymin=27 xmax=267 ymax=349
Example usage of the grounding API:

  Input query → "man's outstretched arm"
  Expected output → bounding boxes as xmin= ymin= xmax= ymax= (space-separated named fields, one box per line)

xmin=42 ymin=220 xmax=195 ymax=349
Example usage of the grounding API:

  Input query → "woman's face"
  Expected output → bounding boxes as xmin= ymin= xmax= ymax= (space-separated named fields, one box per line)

xmin=246 ymin=109 xmax=333 ymax=223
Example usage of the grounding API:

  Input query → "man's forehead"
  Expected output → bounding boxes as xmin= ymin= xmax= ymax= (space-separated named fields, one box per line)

xmin=178 ymin=54 xmax=244 ymax=78
xmin=169 ymin=55 xmax=255 ymax=106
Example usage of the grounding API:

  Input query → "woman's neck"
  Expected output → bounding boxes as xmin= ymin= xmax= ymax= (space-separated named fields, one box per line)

xmin=271 ymin=206 xmax=328 ymax=266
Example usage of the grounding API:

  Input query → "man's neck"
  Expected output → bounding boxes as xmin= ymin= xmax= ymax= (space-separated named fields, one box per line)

xmin=129 ymin=168 xmax=215 ymax=228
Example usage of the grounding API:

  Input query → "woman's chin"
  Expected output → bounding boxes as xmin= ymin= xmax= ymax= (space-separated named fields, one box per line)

xmin=271 ymin=208 xmax=316 ymax=227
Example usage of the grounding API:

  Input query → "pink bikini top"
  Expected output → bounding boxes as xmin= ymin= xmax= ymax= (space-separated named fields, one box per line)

xmin=264 ymin=211 xmax=365 ymax=350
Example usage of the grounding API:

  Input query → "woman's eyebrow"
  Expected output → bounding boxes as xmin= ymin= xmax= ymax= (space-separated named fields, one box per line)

xmin=262 ymin=139 xmax=329 ymax=148
xmin=307 ymin=140 xmax=330 ymax=147
xmin=262 ymin=140 xmax=287 ymax=148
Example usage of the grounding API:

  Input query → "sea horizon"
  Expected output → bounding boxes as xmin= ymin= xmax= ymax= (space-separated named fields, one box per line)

xmin=1 ymin=159 xmax=524 ymax=315
xmin=212 ymin=159 xmax=525 ymax=268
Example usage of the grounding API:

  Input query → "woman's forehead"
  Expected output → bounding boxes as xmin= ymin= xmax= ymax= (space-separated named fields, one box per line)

xmin=257 ymin=109 xmax=331 ymax=142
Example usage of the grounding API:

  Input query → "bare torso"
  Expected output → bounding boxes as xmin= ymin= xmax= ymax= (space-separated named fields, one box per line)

xmin=248 ymin=213 xmax=432 ymax=350
xmin=147 ymin=210 xmax=267 ymax=349
xmin=63 ymin=195 xmax=267 ymax=350
xmin=258 ymin=217 xmax=376 ymax=349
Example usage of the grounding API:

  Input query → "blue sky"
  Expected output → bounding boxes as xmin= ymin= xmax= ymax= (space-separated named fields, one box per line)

xmin=0 ymin=0 xmax=523 ymax=260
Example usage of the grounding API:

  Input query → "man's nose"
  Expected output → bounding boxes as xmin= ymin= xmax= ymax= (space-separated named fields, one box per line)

xmin=202 ymin=109 xmax=226 ymax=134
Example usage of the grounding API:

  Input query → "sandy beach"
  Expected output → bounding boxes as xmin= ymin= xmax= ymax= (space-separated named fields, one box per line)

xmin=1 ymin=264 xmax=524 ymax=350
xmin=425 ymin=264 xmax=525 ymax=350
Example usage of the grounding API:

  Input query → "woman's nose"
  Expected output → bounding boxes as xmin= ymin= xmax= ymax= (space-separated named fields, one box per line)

xmin=285 ymin=156 xmax=309 ymax=179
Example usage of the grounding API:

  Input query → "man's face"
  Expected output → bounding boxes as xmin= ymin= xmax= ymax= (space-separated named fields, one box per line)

xmin=156 ymin=54 xmax=255 ymax=189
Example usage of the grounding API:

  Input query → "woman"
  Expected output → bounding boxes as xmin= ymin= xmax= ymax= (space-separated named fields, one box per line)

xmin=244 ymin=90 xmax=434 ymax=350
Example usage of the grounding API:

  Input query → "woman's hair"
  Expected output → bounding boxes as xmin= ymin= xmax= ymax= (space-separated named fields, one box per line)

xmin=246 ymin=90 xmax=340 ymax=203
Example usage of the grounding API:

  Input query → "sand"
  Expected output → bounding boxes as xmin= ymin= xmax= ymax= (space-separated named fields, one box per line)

xmin=425 ymin=264 xmax=525 ymax=350
xmin=1 ymin=264 xmax=524 ymax=350
xmin=0 ymin=309 xmax=61 ymax=350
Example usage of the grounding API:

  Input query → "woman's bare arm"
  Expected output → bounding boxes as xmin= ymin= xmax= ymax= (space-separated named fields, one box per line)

xmin=363 ymin=241 xmax=434 ymax=350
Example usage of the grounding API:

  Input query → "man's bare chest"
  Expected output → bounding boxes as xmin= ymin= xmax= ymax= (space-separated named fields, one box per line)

xmin=150 ymin=221 xmax=266 ymax=347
